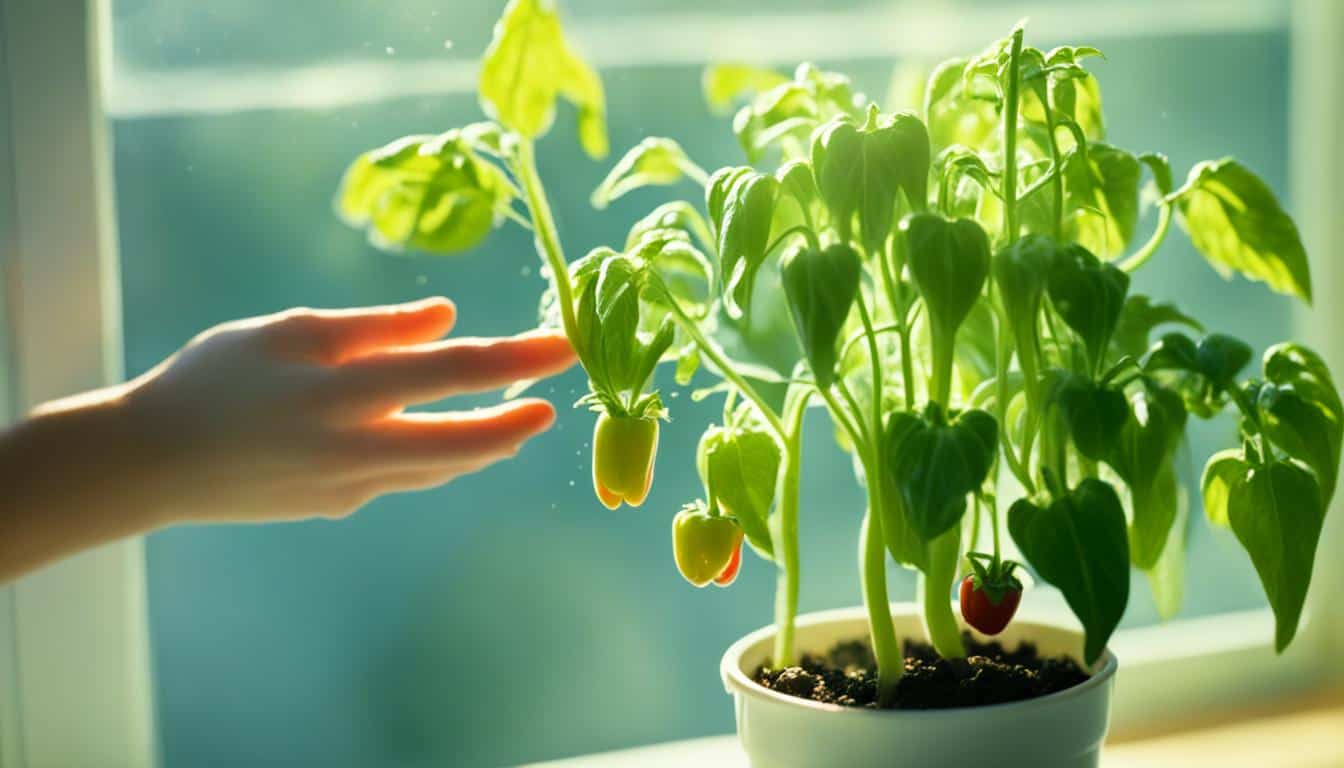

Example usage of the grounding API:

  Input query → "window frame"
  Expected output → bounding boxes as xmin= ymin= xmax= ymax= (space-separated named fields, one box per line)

xmin=0 ymin=1 xmax=155 ymax=766
xmin=0 ymin=0 xmax=1338 ymax=764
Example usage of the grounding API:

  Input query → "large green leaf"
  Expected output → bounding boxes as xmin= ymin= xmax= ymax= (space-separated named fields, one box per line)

xmin=1009 ymin=478 xmax=1130 ymax=665
xmin=1144 ymin=463 xmax=1188 ymax=621
xmin=779 ymin=243 xmax=860 ymax=388
xmin=1227 ymin=460 xmax=1325 ymax=652
xmin=1048 ymin=372 xmax=1129 ymax=463
xmin=1260 ymin=343 xmax=1343 ymax=503
xmin=994 ymin=235 xmax=1058 ymax=411
xmin=336 ymin=131 xmax=517 ymax=255
xmin=1172 ymin=159 xmax=1312 ymax=303
xmin=1064 ymin=142 xmax=1141 ymax=259
xmin=698 ymin=424 xmax=781 ymax=559
xmin=592 ymin=138 xmax=695 ymax=209
xmin=903 ymin=214 xmax=991 ymax=402
xmin=479 ymin=0 xmax=608 ymax=158
xmin=885 ymin=406 xmax=997 ymax=541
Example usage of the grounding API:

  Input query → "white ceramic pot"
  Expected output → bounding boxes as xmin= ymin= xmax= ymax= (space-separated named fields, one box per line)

xmin=722 ymin=604 xmax=1117 ymax=768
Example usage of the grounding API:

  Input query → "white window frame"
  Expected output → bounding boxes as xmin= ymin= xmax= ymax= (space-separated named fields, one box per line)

xmin=0 ymin=0 xmax=1337 ymax=764
xmin=0 ymin=1 xmax=155 ymax=767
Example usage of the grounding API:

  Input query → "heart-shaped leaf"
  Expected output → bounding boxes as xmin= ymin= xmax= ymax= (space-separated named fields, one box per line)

xmin=885 ymin=406 xmax=997 ymax=541
xmin=1107 ymin=387 xmax=1188 ymax=568
xmin=1045 ymin=243 xmax=1129 ymax=372
xmin=904 ymin=214 xmax=991 ymax=403
xmin=1008 ymin=478 xmax=1130 ymax=665
xmin=779 ymin=242 xmax=860 ymax=388
xmin=716 ymin=172 xmax=780 ymax=318
xmin=698 ymin=424 xmax=782 ymax=559
xmin=1048 ymin=372 xmax=1128 ymax=462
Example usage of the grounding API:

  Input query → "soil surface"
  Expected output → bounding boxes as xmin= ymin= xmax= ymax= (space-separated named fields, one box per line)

xmin=753 ymin=632 xmax=1089 ymax=709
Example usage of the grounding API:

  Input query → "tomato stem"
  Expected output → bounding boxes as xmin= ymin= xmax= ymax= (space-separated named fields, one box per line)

xmin=920 ymin=526 xmax=967 ymax=659
xmin=1002 ymin=26 xmax=1025 ymax=246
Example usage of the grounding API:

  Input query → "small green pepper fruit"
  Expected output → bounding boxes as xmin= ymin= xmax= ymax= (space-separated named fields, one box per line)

xmin=671 ymin=503 xmax=744 ymax=587
xmin=591 ymin=413 xmax=659 ymax=510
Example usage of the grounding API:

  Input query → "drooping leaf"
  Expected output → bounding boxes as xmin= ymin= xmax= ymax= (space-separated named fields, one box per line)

xmin=1200 ymin=449 xmax=1248 ymax=528
xmin=1045 ymin=243 xmax=1129 ymax=372
xmin=903 ymin=214 xmax=991 ymax=403
xmin=779 ymin=242 xmax=860 ymax=388
xmin=994 ymin=235 xmax=1059 ymax=410
xmin=716 ymin=172 xmax=780 ymax=318
xmin=1107 ymin=387 xmax=1188 ymax=568
xmin=1009 ymin=478 xmax=1130 ymax=665
xmin=1226 ymin=459 xmax=1325 ymax=652
xmin=479 ymin=0 xmax=608 ymax=158
xmin=699 ymin=424 xmax=782 ymax=559
xmin=1172 ymin=158 xmax=1312 ymax=303
xmin=1064 ymin=142 xmax=1141 ymax=259
xmin=592 ymin=138 xmax=695 ymax=208
xmin=1143 ymin=461 xmax=1188 ymax=621
xmin=1260 ymin=343 xmax=1343 ymax=502
xmin=922 ymin=57 xmax=998 ymax=151
xmin=885 ymin=405 xmax=998 ymax=541
xmin=1048 ymin=372 xmax=1129 ymax=462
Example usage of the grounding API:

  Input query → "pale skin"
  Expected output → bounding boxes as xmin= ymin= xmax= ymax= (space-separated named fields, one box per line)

xmin=0 ymin=297 xmax=577 ymax=584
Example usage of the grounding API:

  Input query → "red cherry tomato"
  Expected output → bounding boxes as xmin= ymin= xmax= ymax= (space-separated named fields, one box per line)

xmin=959 ymin=574 xmax=1022 ymax=636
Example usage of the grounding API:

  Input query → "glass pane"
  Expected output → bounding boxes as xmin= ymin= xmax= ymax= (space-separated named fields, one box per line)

xmin=108 ymin=1 xmax=1295 ymax=764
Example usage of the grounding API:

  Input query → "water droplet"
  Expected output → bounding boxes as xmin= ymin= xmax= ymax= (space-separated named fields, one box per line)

xmin=385 ymin=46 xmax=397 ymax=56
xmin=520 ymin=265 xmax=532 ymax=278
xmin=443 ymin=39 xmax=455 ymax=50
xmin=568 ymin=480 xmax=576 ymax=487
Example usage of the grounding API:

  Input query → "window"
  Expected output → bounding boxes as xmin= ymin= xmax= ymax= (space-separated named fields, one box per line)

xmin=2 ymin=0 xmax=1339 ymax=766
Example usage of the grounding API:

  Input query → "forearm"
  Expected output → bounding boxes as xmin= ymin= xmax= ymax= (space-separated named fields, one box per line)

xmin=0 ymin=388 xmax=162 ymax=584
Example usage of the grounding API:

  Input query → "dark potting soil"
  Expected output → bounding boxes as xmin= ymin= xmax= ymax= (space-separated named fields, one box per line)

xmin=753 ymin=632 xmax=1090 ymax=710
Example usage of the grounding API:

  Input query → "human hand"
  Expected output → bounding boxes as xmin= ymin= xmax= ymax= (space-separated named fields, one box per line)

xmin=48 ymin=297 xmax=576 ymax=526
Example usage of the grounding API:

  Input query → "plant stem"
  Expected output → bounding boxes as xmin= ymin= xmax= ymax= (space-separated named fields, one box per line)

xmin=1044 ymin=93 xmax=1065 ymax=241
xmin=861 ymin=501 xmax=904 ymax=699
xmin=919 ymin=526 xmax=967 ymax=658
xmin=1002 ymin=27 xmax=1025 ymax=245
xmin=1118 ymin=201 xmax=1172 ymax=273
xmin=663 ymin=299 xmax=787 ymax=442
xmin=772 ymin=387 xmax=809 ymax=666
xmin=515 ymin=139 xmax=578 ymax=342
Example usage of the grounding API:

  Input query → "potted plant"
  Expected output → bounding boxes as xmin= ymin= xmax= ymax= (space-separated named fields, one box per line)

xmin=334 ymin=2 xmax=1342 ymax=765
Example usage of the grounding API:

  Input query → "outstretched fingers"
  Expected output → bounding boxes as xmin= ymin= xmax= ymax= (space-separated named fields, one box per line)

xmin=350 ymin=399 xmax=558 ymax=472
xmin=281 ymin=297 xmax=458 ymax=363
xmin=330 ymin=330 xmax=576 ymax=414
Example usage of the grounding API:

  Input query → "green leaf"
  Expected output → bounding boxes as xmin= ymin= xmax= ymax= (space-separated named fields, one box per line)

xmin=1064 ymin=142 xmax=1141 ymax=259
xmin=336 ymin=132 xmax=516 ymax=255
xmin=1049 ymin=372 xmax=1129 ymax=462
xmin=702 ymin=64 xmax=789 ymax=112
xmin=903 ymin=214 xmax=991 ymax=403
xmin=1226 ymin=459 xmax=1325 ymax=651
xmin=923 ymin=57 xmax=998 ymax=151
xmin=572 ymin=251 xmax=675 ymax=407
xmin=479 ymin=0 xmax=608 ymax=158
xmin=885 ymin=405 xmax=998 ymax=541
xmin=1258 ymin=383 xmax=1342 ymax=504
xmin=624 ymin=201 xmax=711 ymax=252
xmin=1110 ymin=296 xmax=1203 ymax=361
xmin=1172 ymin=159 xmax=1312 ymax=303
xmin=1144 ymin=462 xmax=1188 ymax=621
xmin=811 ymin=109 xmax=931 ymax=250
xmin=1201 ymin=449 xmax=1248 ymax=528
xmin=591 ymin=138 xmax=696 ymax=209
xmin=1195 ymin=333 xmax=1252 ymax=389
xmin=705 ymin=166 xmax=754 ymax=237
xmin=1008 ymin=478 xmax=1130 ymax=665
xmin=1051 ymin=73 xmax=1105 ymax=143
xmin=731 ymin=63 xmax=862 ymax=163
xmin=994 ymin=235 xmax=1059 ymax=410
xmin=1107 ymin=387 xmax=1188 ymax=568
xmin=699 ymin=424 xmax=781 ymax=559
xmin=1046 ymin=243 xmax=1130 ymax=372
xmin=779 ymin=243 xmax=860 ymax=388
xmin=716 ymin=172 xmax=780 ymax=318
xmin=878 ymin=471 xmax=928 ymax=570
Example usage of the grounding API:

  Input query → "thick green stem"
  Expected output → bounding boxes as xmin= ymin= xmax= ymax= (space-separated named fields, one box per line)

xmin=515 ymin=139 xmax=578 ymax=341
xmin=930 ymin=332 xmax=954 ymax=407
xmin=1002 ymin=28 xmax=1025 ymax=245
xmin=920 ymin=526 xmax=966 ymax=659
xmin=862 ymin=504 xmax=903 ymax=698
xmin=772 ymin=389 xmax=809 ymax=666
xmin=1044 ymin=93 xmax=1065 ymax=241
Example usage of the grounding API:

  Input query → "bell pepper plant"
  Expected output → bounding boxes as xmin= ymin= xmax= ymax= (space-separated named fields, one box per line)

xmin=337 ymin=1 xmax=1342 ymax=705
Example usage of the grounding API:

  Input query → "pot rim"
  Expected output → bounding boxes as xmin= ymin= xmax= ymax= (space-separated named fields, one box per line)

xmin=721 ymin=603 xmax=1118 ymax=718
